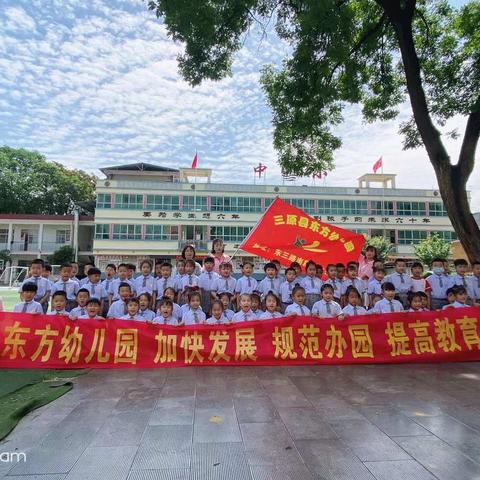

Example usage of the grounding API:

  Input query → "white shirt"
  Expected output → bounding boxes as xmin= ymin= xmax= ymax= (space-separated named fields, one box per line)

xmin=107 ymin=299 xmax=127 ymax=318
xmin=119 ymin=314 xmax=145 ymax=321
xmin=101 ymin=277 xmax=115 ymax=295
xmin=152 ymin=315 xmax=178 ymax=325
xmin=450 ymin=301 xmax=471 ymax=309
xmin=467 ymin=275 xmax=480 ymax=301
xmin=411 ymin=277 xmax=427 ymax=293
xmin=301 ymin=275 xmax=323 ymax=294
xmin=426 ymin=274 xmax=453 ymax=299
xmin=198 ymin=271 xmax=219 ymax=292
xmin=279 ymin=280 xmax=301 ymax=303
xmin=259 ymin=310 xmax=284 ymax=320
xmin=156 ymin=276 xmax=176 ymax=297
xmin=78 ymin=314 xmax=104 ymax=320
xmin=84 ymin=281 xmax=108 ymax=300
xmin=69 ymin=305 xmax=87 ymax=319
xmin=223 ymin=309 xmax=235 ymax=321
xmin=256 ymin=276 xmax=282 ymax=297
xmin=182 ymin=308 xmax=206 ymax=325
xmin=13 ymin=301 xmax=43 ymax=314
xmin=235 ymin=276 xmax=258 ymax=295
xmin=20 ymin=276 xmax=51 ymax=301
xmin=211 ymin=276 xmax=236 ymax=295
xmin=52 ymin=279 xmax=79 ymax=300
xmin=179 ymin=274 xmax=200 ymax=291
xmin=134 ymin=275 xmax=157 ymax=296
xmin=109 ymin=278 xmax=136 ymax=300
xmin=312 ymin=299 xmax=342 ymax=318
xmin=342 ymin=304 xmax=367 ymax=316
xmin=372 ymin=298 xmax=404 ymax=313
xmin=284 ymin=303 xmax=311 ymax=316
xmin=138 ymin=309 xmax=156 ymax=321
xmin=367 ymin=278 xmax=384 ymax=295
xmin=450 ymin=274 xmax=469 ymax=289
xmin=323 ymin=278 xmax=342 ymax=299
xmin=232 ymin=310 xmax=258 ymax=322
xmin=385 ymin=272 xmax=413 ymax=294
xmin=206 ymin=314 xmax=231 ymax=324
xmin=47 ymin=310 xmax=69 ymax=316
xmin=180 ymin=303 xmax=203 ymax=317
xmin=341 ymin=278 xmax=367 ymax=296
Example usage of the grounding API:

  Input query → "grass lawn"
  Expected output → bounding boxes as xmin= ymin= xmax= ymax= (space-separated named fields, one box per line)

xmin=0 ymin=288 xmax=21 ymax=311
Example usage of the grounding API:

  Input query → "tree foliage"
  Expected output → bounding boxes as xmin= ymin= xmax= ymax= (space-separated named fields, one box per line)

xmin=363 ymin=235 xmax=394 ymax=262
xmin=0 ymin=147 xmax=96 ymax=215
xmin=414 ymin=233 xmax=451 ymax=267
xmin=48 ymin=246 xmax=75 ymax=266
xmin=0 ymin=250 xmax=11 ymax=269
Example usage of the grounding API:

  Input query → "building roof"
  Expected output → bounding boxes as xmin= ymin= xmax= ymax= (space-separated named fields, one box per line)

xmin=100 ymin=162 xmax=179 ymax=175
xmin=0 ymin=214 xmax=94 ymax=221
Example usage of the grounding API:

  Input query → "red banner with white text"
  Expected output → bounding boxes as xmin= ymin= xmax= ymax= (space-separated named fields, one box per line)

xmin=0 ymin=309 xmax=479 ymax=369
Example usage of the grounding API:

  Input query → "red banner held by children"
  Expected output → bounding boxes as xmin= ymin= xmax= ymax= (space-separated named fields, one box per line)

xmin=240 ymin=197 xmax=365 ymax=268
xmin=1 ymin=308 xmax=479 ymax=369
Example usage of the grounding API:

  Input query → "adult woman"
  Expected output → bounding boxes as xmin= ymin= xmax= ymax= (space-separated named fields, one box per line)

xmin=181 ymin=245 xmax=202 ymax=275
xmin=358 ymin=245 xmax=378 ymax=280
xmin=211 ymin=238 xmax=231 ymax=273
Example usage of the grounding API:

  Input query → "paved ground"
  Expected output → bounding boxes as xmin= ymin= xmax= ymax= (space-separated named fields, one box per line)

xmin=1 ymin=363 xmax=480 ymax=480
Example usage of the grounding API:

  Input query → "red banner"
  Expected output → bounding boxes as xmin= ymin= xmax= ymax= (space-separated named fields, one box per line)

xmin=1 ymin=309 xmax=479 ymax=368
xmin=240 ymin=197 xmax=365 ymax=268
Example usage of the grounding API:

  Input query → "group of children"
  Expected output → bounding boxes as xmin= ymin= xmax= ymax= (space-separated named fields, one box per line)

xmin=13 ymin=252 xmax=480 ymax=324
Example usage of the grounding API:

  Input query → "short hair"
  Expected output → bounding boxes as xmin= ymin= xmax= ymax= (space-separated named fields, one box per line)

xmin=305 ymin=260 xmax=317 ymax=270
xmin=373 ymin=267 xmax=386 ymax=274
xmin=60 ymin=263 xmax=72 ymax=270
xmin=431 ymin=257 xmax=447 ymax=265
xmin=345 ymin=286 xmax=361 ymax=299
xmin=408 ymin=292 xmax=423 ymax=303
xmin=126 ymin=297 xmax=139 ymax=306
xmin=31 ymin=258 xmax=45 ymax=267
xmin=321 ymin=283 xmax=334 ymax=293
xmin=250 ymin=293 xmax=261 ymax=304
xmin=187 ymin=290 xmax=201 ymax=302
xmin=118 ymin=263 xmax=128 ymax=269
xmin=176 ymin=259 xmax=185 ymax=266
xmin=264 ymin=262 xmax=278 ymax=272
xmin=471 ymin=260 xmax=480 ymax=267
xmin=326 ymin=264 xmax=336 ymax=271
xmin=446 ymin=287 xmax=457 ymax=296
xmin=264 ymin=292 xmax=281 ymax=307
xmin=220 ymin=261 xmax=232 ymax=269
xmin=44 ymin=264 xmax=53 ymax=272
xmin=292 ymin=285 xmax=305 ymax=296
xmin=411 ymin=261 xmax=424 ymax=270
xmin=454 ymin=259 xmax=468 ymax=267
xmin=347 ymin=261 xmax=359 ymax=269
xmin=241 ymin=261 xmax=254 ymax=268
xmin=106 ymin=263 xmax=116 ymax=270
xmin=395 ymin=258 xmax=406 ymax=265
xmin=160 ymin=261 xmax=173 ymax=269
xmin=140 ymin=259 xmax=152 ymax=269
xmin=336 ymin=263 xmax=346 ymax=269
xmin=203 ymin=256 xmax=215 ymax=265
xmin=127 ymin=263 xmax=136 ymax=271
xmin=22 ymin=283 xmax=38 ymax=293
xmin=455 ymin=286 xmax=467 ymax=295
xmin=316 ymin=264 xmax=323 ymax=271
xmin=219 ymin=291 xmax=232 ymax=300
xmin=381 ymin=282 xmax=395 ymax=292
xmin=285 ymin=267 xmax=296 ymax=275
xmin=118 ymin=282 xmax=132 ymax=291
xmin=185 ymin=259 xmax=196 ymax=268
xmin=290 ymin=261 xmax=301 ymax=269
xmin=182 ymin=245 xmax=196 ymax=259
xmin=210 ymin=299 xmax=224 ymax=311
xmin=88 ymin=267 xmax=101 ymax=276
xmin=239 ymin=293 xmax=251 ymax=302
xmin=163 ymin=287 xmax=175 ymax=296
xmin=138 ymin=292 xmax=152 ymax=303
xmin=418 ymin=291 xmax=428 ymax=299
xmin=52 ymin=290 xmax=67 ymax=300
xmin=158 ymin=298 xmax=173 ymax=309
xmin=86 ymin=298 xmax=101 ymax=306
xmin=76 ymin=288 xmax=89 ymax=296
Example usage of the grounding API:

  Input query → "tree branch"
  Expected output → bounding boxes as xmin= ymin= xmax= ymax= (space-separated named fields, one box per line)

xmin=457 ymin=106 xmax=480 ymax=180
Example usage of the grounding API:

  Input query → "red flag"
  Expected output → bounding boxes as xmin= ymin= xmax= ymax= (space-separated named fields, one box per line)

xmin=191 ymin=152 xmax=198 ymax=169
xmin=240 ymin=198 xmax=365 ymax=269
xmin=373 ymin=156 xmax=383 ymax=173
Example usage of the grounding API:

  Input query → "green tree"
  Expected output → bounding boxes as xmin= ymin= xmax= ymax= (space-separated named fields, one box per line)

xmin=48 ymin=246 xmax=75 ymax=266
xmin=0 ymin=250 xmax=11 ymax=269
xmin=147 ymin=0 xmax=480 ymax=261
xmin=363 ymin=235 xmax=394 ymax=262
xmin=414 ymin=233 xmax=451 ymax=267
xmin=0 ymin=146 xmax=96 ymax=215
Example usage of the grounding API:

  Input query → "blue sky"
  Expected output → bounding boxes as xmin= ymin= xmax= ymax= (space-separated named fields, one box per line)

xmin=1 ymin=0 xmax=478 ymax=210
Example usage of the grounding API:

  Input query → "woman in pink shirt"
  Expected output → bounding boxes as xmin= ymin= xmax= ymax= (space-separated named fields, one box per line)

xmin=358 ymin=245 xmax=377 ymax=280
xmin=211 ymin=238 xmax=231 ymax=273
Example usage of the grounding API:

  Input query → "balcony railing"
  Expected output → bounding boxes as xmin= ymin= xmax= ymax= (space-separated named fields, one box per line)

xmin=10 ymin=242 xmax=70 ymax=253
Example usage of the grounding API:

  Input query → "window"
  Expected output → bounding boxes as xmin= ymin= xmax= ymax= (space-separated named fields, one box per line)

xmin=318 ymin=200 xmax=368 ymax=215
xmin=182 ymin=196 xmax=208 ymax=211
xmin=429 ymin=202 xmax=448 ymax=217
xmin=288 ymin=198 xmax=316 ymax=214
xmin=95 ymin=224 xmax=110 ymax=240
xmin=211 ymin=197 xmax=262 ymax=212
xmin=145 ymin=225 xmax=179 ymax=240
xmin=210 ymin=226 xmax=253 ymax=242
xmin=96 ymin=193 xmax=112 ymax=208
xmin=397 ymin=230 xmax=428 ymax=245
xmin=146 ymin=195 xmax=179 ymax=210
xmin=115 ymin=194 xmax=143 ymax=209
xmin=112 ymin=224 xmax=142 ymax=240
xmin=264 ymin=198 xmax=274 ymax=210
xmin=435 ymin=231 xmax=457 ymax=241
xmin=55 ymin=229 xmax=71 ymax=244
xmin=396 ymin=201 xmax=426 ymax=216
xmin=370 ymin=200 xmax=394 ymax=216
xmin=0 ymin=228 xmax=8 ymax=244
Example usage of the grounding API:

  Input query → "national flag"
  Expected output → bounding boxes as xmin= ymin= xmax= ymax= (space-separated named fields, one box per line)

xmin=191 ymin=152 xmax=198 ymax=169
xmin=373 ymin=156 xmax=383 ymax=173
xmin=240 ymin=198 xmax=365 ymax=269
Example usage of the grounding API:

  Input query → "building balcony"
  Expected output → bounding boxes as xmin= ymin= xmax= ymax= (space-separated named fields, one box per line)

xmin=10 ymin=241 xmax=71 ymax=253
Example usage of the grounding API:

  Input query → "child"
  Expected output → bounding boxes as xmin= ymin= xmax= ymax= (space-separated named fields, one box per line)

xmin=78 ymin=298 xmax=104 ymax=320
xmin=101 ymin=263 xmax=117 ymax=298
xmin=107 ymin=282 xmax=132 ymax=318
xmin=70 ymin=261 xmax=80 ymax=283
xmin=451 ymin=259 xmax=469 ymax=289
xmin=257 ymin=262 xmax=281 ymax=298
xmin=426 ymin=258 xmax=452 ymax=310
xmin=20 ymin=258 xmax=51 ymax=313
xmin=84 ymin=268 xmax=108 ymax=312
xmin=14 ymin=283 xmax=43 ymax=313
xmin=235 ymin=261 xmax=258 ymax=299
xmin=301 ymin=260 xmax=323 ymax=309
xmin=336 ymin=263 xmax=346 ymax=283
xmin=69 ymin=288 xmax=90 ymax=319
xmin=178 ymin=259 xmax=200 ymax=305
xmin=340 ymin=262 xmax=366 ymax=306
xmin=109 ymin=263 xmax=136 ymax=303
xmin=163 ymin=287 xmax=182 ymax=321
xmin=284 ymin=286 xmax=310 ymax=316
xmin=316 ymin=264 xmax=324 ymax=281
xmin=120 ymin=298 xmax=143 ymax=321
xmin=156 ymin=262 xmax=176 ymax=299
xmin=232 ymin=294 xmax=257 ymax=322
xmin=324 ymin=264 xmax=342 ymax=302
xmin=47 ymin=291 xmax=69 ymax=316
xmin=272 ymin=259 xmax=285 ymax=282
xmin=260 ymin=293 xmax=283 ymax=319
xmin=372 ymin=282 xmax=404 ymax=313
xmin=369 ymin=294 xmax=382 ymax=310
xmin=385 ymin=258 xmax=412 ymax=308
xmin=290 ymin=261 xmax=303 ymax=280
xmin=138 ymin=292 xmax=156 ymax=321
xmin=173 ymin=259 xmax=186 ymax=292
xmin=419 ymin=291 xmax=429 ymax=310
xmin=279 ymin=267 xmax=300 ymax=312
xmin=51 ymin=263 xmax=79 ymax=311
xmin=219 ymin=292 xmax=235 ymax=321
xmin=451 ymin=286 xmax=470 ymax=309
xmin=468 ymin=261 xmax=480 ymax=306
xmin=367 ymin=267 xmax=386 ymax=303
xmin=127 ymin=263 xmax=136 ymax=281
xmin=442 ymin=287 xmax=457 ymax=309
xmin=211 ymin=262 xmax=236 ymax=303
xmin=42 ymin=264 xmax=54 ymax=298
xmin=154 ymin=261 xmax=163 ymax=279
xmin=79 ymin=262 xmax=95 ymax=286
xmin=182 ymin=291 xmax=206 ymax=325
xmin=342 ymin=287 xmax=368 ymax=317
xmin=134 ymin=260 xmax=157 ymax=306
xmin=408 ymin=292 xmax=428 ymax=312
xmin=411 ymin=262 xmax=426 ymax=293
xmin=198 ymin=256 xmax=218 ymax=314
xmin=153 ymin=298 xmax=178 ymax=325
xmin=250 ymin=293 xmax=262 ymax=319
xmin=312 ymin=284 xmax=343 ymax=319
xmin=206 ymin=299 xmax=230 ymax=324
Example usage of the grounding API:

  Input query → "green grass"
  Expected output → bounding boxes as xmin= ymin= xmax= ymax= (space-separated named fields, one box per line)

xmin=0 ymin=288 xmax=21 ymax=311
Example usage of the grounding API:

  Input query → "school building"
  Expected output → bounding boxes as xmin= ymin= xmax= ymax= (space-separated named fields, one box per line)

xmin=91 ymin=162 xmax=460 ymax=271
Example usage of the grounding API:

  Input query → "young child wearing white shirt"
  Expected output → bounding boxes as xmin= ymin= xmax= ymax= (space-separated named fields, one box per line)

xmin=324 ymin=264 xmax=342 ymax=302
xmin=410 ymin=262 xmax=426 ymax=293
xmin=162 ymin=287 xmax=182 ymax=321
xmin=78 ymin=298 xmax=105 ymax=320
xmin=120 ymin=297 xmax=143 ymax=321
xmin=206 ymin=300 xmax=231 ymax=324
xmin=367 ymin=267 xmax=385 ymax=303
xmin=219 ymin=292 xmax=235 ymax=321
xmin=312 ymin=284 xmax=344 ymax=319
xmin=342 ymin=287 xmax=367 ymax=317
xmin=279 ymin=267 xmax=300 ymax=312
xmin=450 ymin=286 xmax=471 ymax=309
xmin=235 ymin=262 xmax=258 ymax=307
xmin=47 ymin=291 xmax=69 ymax=316
xmin=284 ymin=286 xmax=311 ymax=316
xmin=134 ymin=260 xmax=157 ymax=307
xmin=407 ymin=292 xmax=429 ymax=313
xmin=232 ymin=294 xmax=258 ymax=322
xmin=138 ymin=292 xmax=156 ymax=321
xmin=153 ymin=298 xmax=178 ymax=325
xmin=107 ymin=282 xmax=133 ymax=318
xmin=69 ymin=288 xmax=90 ymax=319
xmin=372 ymin=282 xmax=404 ymax=313
xmin=178 ymin=260 xmax=200 ymax=305
xmin=259 ymin=292 xmax=284 ymax=319
xmin=301 ymin=260 xmax=322 ymax=309
xmin=52 ymin=263 xmax=79 ymax=311
xmin=14 ymin=283 xmax=43 ymax=314
xmin=182 ymin=291 xmax=206 ymax=325
xmin=198 ymin=256 xmax=218 ymax=314
xmin=211 ymin=262 xmax=236 ymax=304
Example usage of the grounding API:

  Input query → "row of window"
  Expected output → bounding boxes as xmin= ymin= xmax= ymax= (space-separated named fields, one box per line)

xmin=0 ymin=229 xmax=71 ymax=244
xmin=397 ymin=230 xmax=457 ymax=244
xmin=96 ymin=193 xmax=449 ymax=217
